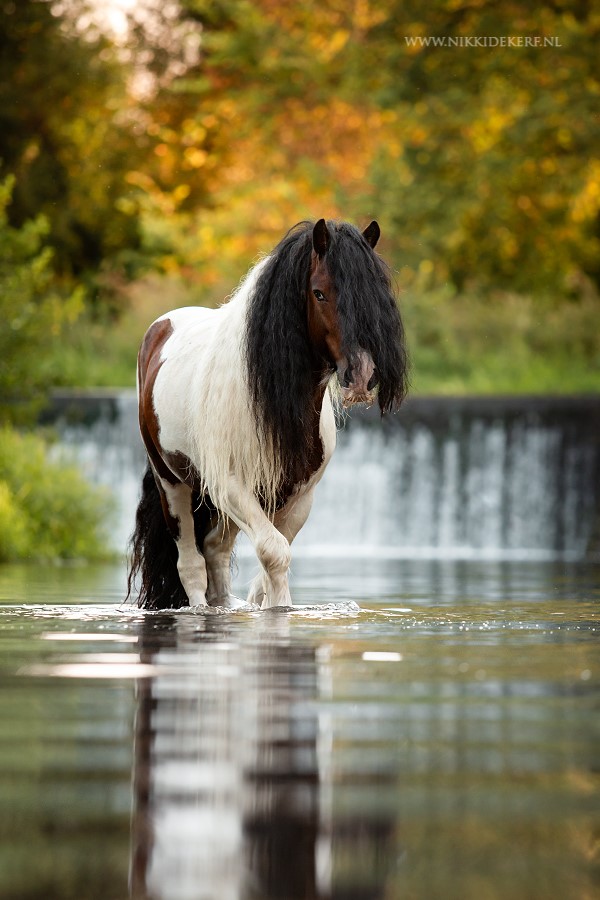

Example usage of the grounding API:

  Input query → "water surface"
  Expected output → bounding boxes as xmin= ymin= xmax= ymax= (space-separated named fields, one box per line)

xmin=0 ymin=559 xmax=598 ymax=899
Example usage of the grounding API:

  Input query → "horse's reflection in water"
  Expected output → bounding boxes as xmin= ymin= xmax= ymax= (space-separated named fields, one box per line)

xmin=129 ymin=617 xmax=395 ymax=900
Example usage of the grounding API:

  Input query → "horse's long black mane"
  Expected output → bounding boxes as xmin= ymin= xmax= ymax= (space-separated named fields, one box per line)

xmin=244 ymin=219 xmax=408 ymax=490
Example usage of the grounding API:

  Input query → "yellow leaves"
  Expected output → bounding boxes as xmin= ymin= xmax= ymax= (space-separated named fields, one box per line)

xmin=126 ymin=170 xmax=153 ymax=192
xmin=540 ymin=158 xmax=557 ymax=175
xmin=570 ymin=161 xmax=600 ymax=224
xmin=468 ymin=107 xmax=514 ymax=154
xmin=462 ymin=77 xmax=530 ymax=157
xmin=115 ymin=197 xmax=137 ymax=216
xmin=250 ymin=96 xmax=394 ymax=188
xmin=557 ymin=127 xmax=572 ymax=148
xmin=218 ymin=100 xmax=238 ymax=121
xmin=309 ymin=29 xmax=350 ymax=61
xmin=517 ymin=195 xmax=533 ymax=213
xmin=111 ymin=0 xmax=597 ymax=308
xmin=496 ymin=227 xmax=518 ymax=261
xmin=403 ymin=23 xmax=426 ymax=55
xmin=181 ymin=118 xmax=206 ymax=139
xmin=173 ymin=184 xmax=190 ymax=203
xmin=352 ymin=0 xmax=389 ymax=32
xmin=184 ymin=147 xmax=207 ymax=168
xmin=409 ymin=126 xmax=427 ymax=147
xmin=126 ymin=170 xmax=192 ymax=217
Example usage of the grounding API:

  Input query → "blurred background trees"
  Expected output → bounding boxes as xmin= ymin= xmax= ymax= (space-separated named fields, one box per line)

xmin=1 ymin=0 xmax=599 ymax=404
xmin=0 ymin=0 xmax=139 ymax=278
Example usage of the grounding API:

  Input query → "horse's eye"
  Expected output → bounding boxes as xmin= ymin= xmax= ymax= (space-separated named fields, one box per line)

xmin=313 ymin=289 xmax=326 ymax=302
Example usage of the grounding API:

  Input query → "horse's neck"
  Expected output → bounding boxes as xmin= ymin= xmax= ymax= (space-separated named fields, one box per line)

xmin=213 ymin=262 xmax=332 ymax=497
xmin=302 ymin=375 xmax=335 ymax=476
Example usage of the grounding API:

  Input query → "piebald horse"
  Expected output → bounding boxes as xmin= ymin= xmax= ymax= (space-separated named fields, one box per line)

xmin=128 ymin=219 xmax=408 ymax=609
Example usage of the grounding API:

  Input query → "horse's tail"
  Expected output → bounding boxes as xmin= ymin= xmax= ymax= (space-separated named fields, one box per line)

xmin=126 ymin=464 xmax=189 ymax=610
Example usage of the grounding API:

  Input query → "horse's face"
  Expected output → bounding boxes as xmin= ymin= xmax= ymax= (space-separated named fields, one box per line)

xmin=307 ymin=219 xmax=380 ymax=408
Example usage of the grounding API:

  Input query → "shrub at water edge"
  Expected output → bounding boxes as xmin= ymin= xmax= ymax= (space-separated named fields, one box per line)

xmin=0 ymin=427 xmax=113 ymax=563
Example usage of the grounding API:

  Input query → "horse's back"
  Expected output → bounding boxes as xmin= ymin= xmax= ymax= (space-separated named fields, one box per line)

xmin=139 ymin=305 xmax=223 ymax=384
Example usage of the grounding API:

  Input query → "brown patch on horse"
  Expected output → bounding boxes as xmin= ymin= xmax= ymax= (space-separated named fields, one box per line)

xmin=138 ymin=319 xmax=178 ymax=484
xmin=138 ymin=318 xmax=203 ymax=493
xmin=136 ymin=319 xmax=179 ymax=536
xmin=274 ymin=382 xmax=327 ymax=508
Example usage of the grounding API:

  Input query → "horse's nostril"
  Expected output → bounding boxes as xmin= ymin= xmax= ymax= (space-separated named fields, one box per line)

xmin=342 ymin=367 xmax=352 ymax=388
xmin=367 ymin=370 xmax=379 ymax=391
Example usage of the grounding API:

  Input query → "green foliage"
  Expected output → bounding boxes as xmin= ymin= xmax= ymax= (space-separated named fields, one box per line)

xmin=404 ymin=286 xmax=600 ymax=394
xmin=0 ymin=176 xmax=84 ymax=424
xmin=0 ymin=427 xmax=113 ymax=563
xmin=1 ymin=0 xmax=599 ymax=402
xmin=49 ymin=270 xmax=599 ymax=395
xmin=178 ymin=0 xmax=600 ymax=298
xmin=362 ymin=1 xmax=600 ymax=297
xmin=0 ymin=0 xmax=141 ymax=277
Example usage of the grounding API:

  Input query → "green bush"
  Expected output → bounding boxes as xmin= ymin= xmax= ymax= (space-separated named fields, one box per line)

xmin=0 ymin=427 xmax=113 ymax=562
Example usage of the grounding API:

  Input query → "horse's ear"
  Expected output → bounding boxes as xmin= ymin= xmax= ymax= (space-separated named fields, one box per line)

xmin=313 ymin=218 xmax=331 ymax=257
xmin=362 ymin=220 xmax=381 ymax=249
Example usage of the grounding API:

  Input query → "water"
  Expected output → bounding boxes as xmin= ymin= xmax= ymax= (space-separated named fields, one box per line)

xmin=1 ymin=558 xmax=598 ymax=900
xmin=46 ymin=392 xmax=600 ymax=560
xmin=10 ymin=394 xmax=599 ymax=895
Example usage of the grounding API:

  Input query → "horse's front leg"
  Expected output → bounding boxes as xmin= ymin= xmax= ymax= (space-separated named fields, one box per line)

xmin=246 ymin=486 xmax=316 ymax=608
xmin=218 ymin=475 xmax=292 ymax=609
xmin=159 ymin=478 xmax=208 ymax=606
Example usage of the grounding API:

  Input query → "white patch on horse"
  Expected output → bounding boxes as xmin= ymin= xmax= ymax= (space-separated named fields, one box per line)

xmin=152 ymin=260 xmax=291 ymax=516
xmin=159 ymin=477 xmax=208 ymax=607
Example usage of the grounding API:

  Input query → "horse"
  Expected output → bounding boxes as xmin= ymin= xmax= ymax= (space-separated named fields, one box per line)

xmin=127 ymin=218 xmax=408 ymax=610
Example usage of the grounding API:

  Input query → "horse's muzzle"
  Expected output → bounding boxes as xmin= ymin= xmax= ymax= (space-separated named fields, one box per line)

xmin=338 ymin=350 xmax=378 ymax=408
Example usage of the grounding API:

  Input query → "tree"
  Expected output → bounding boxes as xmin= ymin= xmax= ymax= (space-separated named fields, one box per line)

xmin=0 ymin=177 xmax=82 ymax=424
xmin=174 ymin=0 xmax=600 ymax=298
xmin=354 ymin=0 xmax=600 ymax=295
xmin=0 ymin=0 xmax=141 ymax=278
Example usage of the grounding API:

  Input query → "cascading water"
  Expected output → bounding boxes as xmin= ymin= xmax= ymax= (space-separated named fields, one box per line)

xmin=44 ymin=392 xmax=600 ymax=561
xmin=301 ymin=411 xmax=597 ymax=559
xmin=46 ymin=391 xmax=146 ymax=554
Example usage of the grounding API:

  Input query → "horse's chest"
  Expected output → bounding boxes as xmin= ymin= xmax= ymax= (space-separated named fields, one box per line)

xmin=275 ymin=394 xmax=336 ymax=508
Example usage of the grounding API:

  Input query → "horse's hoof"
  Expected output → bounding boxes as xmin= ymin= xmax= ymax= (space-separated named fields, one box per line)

xmin=209 ymin=594 xmax=246 ymax=609
xmin=260 ymin=597 xmax=294 ymax=612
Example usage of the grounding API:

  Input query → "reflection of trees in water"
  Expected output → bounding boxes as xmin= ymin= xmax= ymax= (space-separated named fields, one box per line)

xmin=129 ymin=617 xmax=395 ymax=900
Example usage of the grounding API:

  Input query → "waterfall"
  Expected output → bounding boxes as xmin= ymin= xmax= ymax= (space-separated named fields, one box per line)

xmin=44 ymin=392 xmax=600 ymax=561
xmin=45 ymin=391 xmax=146 ymax=555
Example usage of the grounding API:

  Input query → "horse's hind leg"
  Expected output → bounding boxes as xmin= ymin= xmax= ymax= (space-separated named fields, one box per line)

xmin=159 ymin=478 xmax=208 ymax=606
xmin=202 ymin=517 xmax=240 ymax=606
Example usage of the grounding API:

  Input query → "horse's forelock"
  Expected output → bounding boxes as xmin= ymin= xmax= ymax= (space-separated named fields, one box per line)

xmin=326 ymin=223 xmax=409 ymax=413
